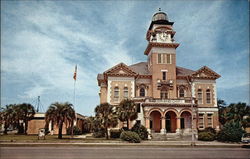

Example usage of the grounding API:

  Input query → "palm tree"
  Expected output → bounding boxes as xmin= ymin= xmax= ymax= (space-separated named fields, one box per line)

xmin=118 ymin=99 xmax=138 ymax=129
xmin=45 ymin=102 xmax=75 ymax=139
xmin=17 ymin=103 xmax=35 ymax=134
xmin=95 ymin=103 xmax=118 ymax=139
xmin=1 ymin=104 xmax=18 ymax=134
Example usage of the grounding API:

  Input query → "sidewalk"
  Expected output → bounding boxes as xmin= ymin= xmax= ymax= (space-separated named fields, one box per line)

xmin=1 ymin=140 xmax=248 ymax=148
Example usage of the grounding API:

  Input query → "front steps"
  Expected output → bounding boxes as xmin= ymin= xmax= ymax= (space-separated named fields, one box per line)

xmin=151 ymin=133 xmax=195 ymax=141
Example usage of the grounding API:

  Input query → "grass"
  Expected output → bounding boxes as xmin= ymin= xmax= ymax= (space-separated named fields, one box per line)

xmin=0 ymin=134 xmax=121 ymax=143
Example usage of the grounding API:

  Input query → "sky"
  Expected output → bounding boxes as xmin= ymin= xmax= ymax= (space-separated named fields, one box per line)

xmin=1 ymin=0 xmax=249 ymax=116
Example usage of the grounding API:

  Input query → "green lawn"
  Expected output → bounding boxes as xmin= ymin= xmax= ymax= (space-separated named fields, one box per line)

xmin=0 ymin=134 xmax=121 ymax=143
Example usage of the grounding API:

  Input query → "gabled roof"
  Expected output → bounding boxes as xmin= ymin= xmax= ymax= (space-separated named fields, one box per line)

xmin=104 ymin=62 xmax=138 ymax=76
xmin=191 ymin=66 xmax=221 ymax=79
xmin=129 ymin=62 xmax=150 ymax=75
xmin=176 ymin=66 xmax=195 ymax=76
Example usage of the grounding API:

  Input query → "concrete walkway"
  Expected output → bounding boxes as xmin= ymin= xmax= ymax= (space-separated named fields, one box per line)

xmin=1 ymin=140 xmax=248 ymax=148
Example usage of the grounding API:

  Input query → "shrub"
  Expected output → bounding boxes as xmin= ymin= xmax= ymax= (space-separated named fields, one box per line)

xmin=120 ymin=131 xmax=141 ymax=143
xmin=66 ymin=126 xmax=82 ymax=135
xmin=110 ymin=129 xmax=122 ymax=138
xmin=204 ymin=127 xmax=217 ymax=135
xmin=93 ymin=128 xmax=106 ymax=138
xmin=217 ymin=122 xmax=245 ymax=142
xmin=131 ymin=122 xmax=148 ymax=140
xmin=198 ymin=132 xmax=215 ymax=141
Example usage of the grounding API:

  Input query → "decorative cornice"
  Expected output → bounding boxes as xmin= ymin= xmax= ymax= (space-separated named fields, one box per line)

xmin=144 ymin=42 xmax=179 ymax=55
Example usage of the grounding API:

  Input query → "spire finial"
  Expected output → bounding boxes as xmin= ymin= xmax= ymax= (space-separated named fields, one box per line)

xmin=158 ymin=8 xmax=161 ymax=12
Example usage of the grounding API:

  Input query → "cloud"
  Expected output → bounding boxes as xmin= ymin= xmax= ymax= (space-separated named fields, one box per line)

xmin=1 ymin=0 xmax=249 ymax=115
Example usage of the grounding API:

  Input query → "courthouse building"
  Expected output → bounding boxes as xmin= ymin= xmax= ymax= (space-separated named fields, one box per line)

xmin=97 ymin=10 xmax=221 ymax=134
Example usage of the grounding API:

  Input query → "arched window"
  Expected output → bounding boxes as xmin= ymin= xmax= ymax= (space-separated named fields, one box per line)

xmin=114 ymin=87 xmax=119 ymax=102
xmin=179 ymin=88 xmax=185 ymax=98
xmin=124 ymin=87 xmax=128 ymax=99
xmin=206 ymin=89 xmax=211 ymax=104
xmin=197 ymin=89 xmax=203 ymax=104
xmin=140 ymin=88 xmax=145 ymax=97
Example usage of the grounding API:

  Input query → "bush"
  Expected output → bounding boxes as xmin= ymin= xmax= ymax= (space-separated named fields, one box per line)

xmin=120 ymin=131 xmax=141 ymax=143
xmin=198 ymin=132 xmax=215 ymax=141
xmin=66 ymin=126 xmax=82 ymax=135
xmin=93 ymin=128 xmax=106 ymax=138
xmin=131 ymin=122 xmax=148 ymax=140
xmin=110 ymin=129 xmax=122 ymax=138
xmin=204 ymin=127 xmax=217 ymax=135
xmin=217 ymin=122 xmax=245 ymax=142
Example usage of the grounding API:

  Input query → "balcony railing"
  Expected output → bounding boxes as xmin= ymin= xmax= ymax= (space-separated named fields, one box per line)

xmin=132 ymin=97 xmax=196 ymax=104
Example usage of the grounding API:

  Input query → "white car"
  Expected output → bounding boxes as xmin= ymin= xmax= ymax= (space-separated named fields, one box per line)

xmin=241 ymin=133 xmax=250 ymax=143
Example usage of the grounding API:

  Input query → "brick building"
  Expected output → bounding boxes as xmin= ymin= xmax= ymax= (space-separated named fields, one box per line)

xmin=97 ymin=10 xmax=221 ymax=135
xmin=27 ymin=113 xmax=86 ymax=135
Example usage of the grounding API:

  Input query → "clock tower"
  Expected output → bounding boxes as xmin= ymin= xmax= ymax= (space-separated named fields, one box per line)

xmin=144 ymin=9 xmax=179 ymax=99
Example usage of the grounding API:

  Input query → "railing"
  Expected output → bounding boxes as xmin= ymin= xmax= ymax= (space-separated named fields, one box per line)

xmin=132 ymin=97 xmax=196 ymax=104
xmin=146 ymin=97 xmax=194 ymax=104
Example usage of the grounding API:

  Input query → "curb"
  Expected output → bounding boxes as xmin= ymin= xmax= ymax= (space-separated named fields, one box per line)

xmin=0 ymin=142 xmax=245 ymax=148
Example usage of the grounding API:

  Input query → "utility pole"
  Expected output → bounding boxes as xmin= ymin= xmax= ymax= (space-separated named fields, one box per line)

xmin=36 ymin=96 xmax=40 ymax=112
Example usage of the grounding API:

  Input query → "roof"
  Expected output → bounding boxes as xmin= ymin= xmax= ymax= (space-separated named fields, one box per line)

xmin=97 ymin=74 xmax=104 ymax=80
xmin=129 ymin=62 xmax=150 ymax=75
xmin=176 ymin=66 xmax=195 ymax=76
xmin=128 ymin=62 xmax=195 ymax=76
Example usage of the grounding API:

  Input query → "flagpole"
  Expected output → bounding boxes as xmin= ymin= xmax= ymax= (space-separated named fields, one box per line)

xmin=71 ymin=65 xmax=77 ymax=138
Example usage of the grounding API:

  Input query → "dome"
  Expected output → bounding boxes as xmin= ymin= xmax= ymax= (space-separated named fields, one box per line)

xmin=152 ymin=11 xmax=169 ymax=22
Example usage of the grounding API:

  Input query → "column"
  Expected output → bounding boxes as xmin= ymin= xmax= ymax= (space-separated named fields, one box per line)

xmin=145 ymin=117 xmax=151 ymax=134
xmin=176 ymin=116 xmax=181 ymax=134
xmin=160 ymin=117 xmax=166 ymax=134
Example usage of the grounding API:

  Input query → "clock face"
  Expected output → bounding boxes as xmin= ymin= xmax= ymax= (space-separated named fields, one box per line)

xmin=159 ymin=31 xmax=168 ymax=41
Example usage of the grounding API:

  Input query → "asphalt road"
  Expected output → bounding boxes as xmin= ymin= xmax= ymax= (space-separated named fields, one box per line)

xmin=0 ymin=146 xmax=249 ymax=159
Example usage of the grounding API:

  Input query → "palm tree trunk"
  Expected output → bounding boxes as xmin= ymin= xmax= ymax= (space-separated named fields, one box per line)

xmin=58 ymin=121 xmax=63 ymax=139
xmin=105 ymin=127 xmax=109 ymax=140
xmin=127 ymin=119 xmax=129 ymax=130
xmin=24 ymin=120 xmax=28 ymax=134
xmin=4 ymin=124 xmax=8 ymax=135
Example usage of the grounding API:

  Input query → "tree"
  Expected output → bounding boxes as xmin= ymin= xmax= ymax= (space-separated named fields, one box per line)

xmin=217 ymin=121 xmax=245 ymax=142
xmin=95 ymin=103 xmax=118 ymax=139
xmin=45 ymin=102 xmax=75 ymax=139
xmin=118 ymin=99 xmax=138 ymax=129
xmin=17 ymin=103 xmax=35 ymax=134
xmin=226 ymin=103 xmax=250 ymax=123
xmin=1 ymin=104 xmax=17 ymax=134
xmin=218 ymin=99 xmax=227 ymax=125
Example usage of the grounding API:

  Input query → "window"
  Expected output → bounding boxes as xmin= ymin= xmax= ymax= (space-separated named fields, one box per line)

xmin=160 ymin=90 xmax=168 ymax=99
xmin=206 ymin=89 xmax=211 ymax=104
xmin=114 ymin=87 xmax=119 ymax=102
xmin=198 ymin=114 xmax=204 ymax=129
xmin=124 ymin=87 xmax=128 ymax=99
xmin=158 ymin=54 xmax=162 ymax=63
xmin=207 ymin=114 xmax=213 ymax=127
xmin=157 ymin=54 xmax=171 ymax=64
xmin=179 ymin=88 xmax=185 ymax=98
xmin=162 ymin=72 xmax=166 ymax=80
xmin=167 ymin=54 xmax=171 ymax=64
xmin=140 ymin=88 xmax=145 ymax=97
xmin=197 ymin=89 xmax=203 ymax=104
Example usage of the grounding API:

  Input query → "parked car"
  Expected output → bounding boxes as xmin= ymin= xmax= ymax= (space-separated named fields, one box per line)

xmin=241 ymin=133 xmax=250 ymax=143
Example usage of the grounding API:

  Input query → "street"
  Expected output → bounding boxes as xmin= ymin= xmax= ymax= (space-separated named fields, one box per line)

xmin=0 ymin=146 xmax=249 ymax=159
